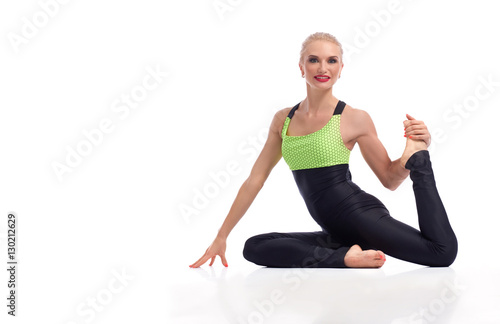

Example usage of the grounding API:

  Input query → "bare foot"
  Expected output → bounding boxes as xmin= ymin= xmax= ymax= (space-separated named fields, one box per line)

xmin=400 ymin=138 xmax=427 ymax=169
xmin=344 ymin=244 xmax=386 ymax=268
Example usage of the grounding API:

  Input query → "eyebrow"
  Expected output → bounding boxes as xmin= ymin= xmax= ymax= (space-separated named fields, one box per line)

xmin=308 ymin=55 xmax=339 ymax=59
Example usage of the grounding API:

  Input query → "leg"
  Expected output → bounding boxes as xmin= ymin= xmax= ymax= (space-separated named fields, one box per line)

xmin=345 ymin=150 xmax=458 ymax=266
xmin=243 ymin=231 xmax=351 ymax=268
xmin=405 ymin=149 xmax=457 ymax=265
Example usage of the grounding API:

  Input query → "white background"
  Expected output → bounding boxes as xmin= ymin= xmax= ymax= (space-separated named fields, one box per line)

xmin=1 ymin=0 xmax=499 ymax=323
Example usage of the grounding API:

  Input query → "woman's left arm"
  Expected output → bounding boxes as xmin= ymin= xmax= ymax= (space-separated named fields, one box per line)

xmin=351 ymin=110 xmax=430 ymax=191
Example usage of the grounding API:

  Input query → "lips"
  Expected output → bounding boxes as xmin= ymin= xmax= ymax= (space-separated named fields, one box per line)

xmin=314 ymin=75 xmax=330 ymax=82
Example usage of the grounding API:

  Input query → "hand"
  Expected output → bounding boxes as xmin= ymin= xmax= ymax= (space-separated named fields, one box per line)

xmin=189 ymin=236 xmax=228 ymax=268
xmin=404 ymin=114 xmax=431 ymax=147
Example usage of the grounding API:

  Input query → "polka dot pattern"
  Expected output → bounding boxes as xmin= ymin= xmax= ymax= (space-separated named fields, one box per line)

xmin=281 ymin=115 xmax=351 ymax=171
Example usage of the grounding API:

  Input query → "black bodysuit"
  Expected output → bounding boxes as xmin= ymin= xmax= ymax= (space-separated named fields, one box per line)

xmin=243 ymin=100 xmax=457 ymax=267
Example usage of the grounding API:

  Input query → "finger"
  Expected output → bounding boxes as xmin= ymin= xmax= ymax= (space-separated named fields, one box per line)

xmin=407 ymin=122 xmax=426 ymax=130
xmin=404 ymin=121 xmax=426 ymax=132
xmin=406 ymin=131 xmax=430 ymax=138
xmin=190 ymin=259 xmax=204 ymax=268
xmin=190 ymin=254 xmax=208 ymax=268
xmin=221 ymin=254 xmax=228 ymax=267
xmin=406 ymin=113 xmax=416 ymax=120
xmin=189 ymin=257 xmax=203 ymax=268
xmin=404 ymin=120 xmax=424 ymax=127
xmin=405 ymin=126 xmax=428 ymax=135
xmin=407 ymin=135 xmax=428 ymax=141
xmin=403 ymin=119 xmax=414 ymax=128
xmin=406 ymin=132 xmax=430 ymax=139
xmin=209 ymin=256 xmax=215 ymax=266
xmin=406 ymin=124 xmax=427 ymax=131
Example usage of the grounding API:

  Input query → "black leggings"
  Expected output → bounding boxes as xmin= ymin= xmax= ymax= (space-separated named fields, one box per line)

xmin=243 ymin=151 xmax=458 ymax=268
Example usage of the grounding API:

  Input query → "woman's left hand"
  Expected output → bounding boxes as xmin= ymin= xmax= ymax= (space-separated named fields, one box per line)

xmin=404 ymin=114 xmax=431 ymax=147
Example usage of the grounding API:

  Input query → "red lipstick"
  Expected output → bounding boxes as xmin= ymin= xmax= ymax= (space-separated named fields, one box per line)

xmin=314 ymin=75 xmax=330 ymax=82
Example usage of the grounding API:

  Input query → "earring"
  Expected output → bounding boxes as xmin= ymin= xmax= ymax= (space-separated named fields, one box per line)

xmin=302 ymin=74 xmax=305 ymax=78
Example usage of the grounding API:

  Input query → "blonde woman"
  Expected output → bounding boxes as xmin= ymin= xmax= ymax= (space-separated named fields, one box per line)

xmin=190 ymin=32 xmax=457 ymax=269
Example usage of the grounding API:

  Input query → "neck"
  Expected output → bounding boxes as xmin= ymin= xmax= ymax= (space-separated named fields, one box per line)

xmin=302 ymin=85 xmax=338 ymax=116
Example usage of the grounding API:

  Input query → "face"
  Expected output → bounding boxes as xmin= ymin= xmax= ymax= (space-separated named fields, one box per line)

xmin=299 ymin=40 xmax=344 ymax=89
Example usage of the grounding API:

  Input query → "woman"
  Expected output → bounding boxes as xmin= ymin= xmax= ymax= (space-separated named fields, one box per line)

xmin=189 ymin=32 xmax=457 ymax=269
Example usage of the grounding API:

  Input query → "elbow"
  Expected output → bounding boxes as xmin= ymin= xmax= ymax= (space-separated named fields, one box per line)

xmin=382 ymin=179 xmax=400 ymax=191
xmin=246 ymin=175 xmax=266 ymax=190
xmin=381 ymin=170 xmax=406 ymax=191
xmin=385 ymin=183 xmax=398 ymax=191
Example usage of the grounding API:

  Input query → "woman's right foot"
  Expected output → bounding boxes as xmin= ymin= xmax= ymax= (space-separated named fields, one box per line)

xmin=400 ymin=138 xmax=428 ymax=169
xmin=344 ymin=244 xmax=386 ymax=268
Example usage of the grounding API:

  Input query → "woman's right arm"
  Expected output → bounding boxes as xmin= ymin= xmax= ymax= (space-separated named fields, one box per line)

xmin=189 ymin=108 xmax=288 ymax=268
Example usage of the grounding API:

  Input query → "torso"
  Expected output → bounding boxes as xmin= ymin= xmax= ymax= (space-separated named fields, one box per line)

xmin=280 ymin=100 xmax=351 ymax=171
xmin=276 ymin=99 xmax=386 ymax=234
xmin=278 ymin=101 xmax=360 ymax=151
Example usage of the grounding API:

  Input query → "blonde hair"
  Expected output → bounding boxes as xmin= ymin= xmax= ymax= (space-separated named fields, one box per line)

xmin=299 ymin=32 xmax=343 ymax=65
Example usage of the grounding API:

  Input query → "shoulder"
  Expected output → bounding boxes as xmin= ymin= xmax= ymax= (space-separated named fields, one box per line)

xmin=344 ymin=104 xmax=372 ymax=122
xmin=275 ymin=106 xmax=293 ymax=120
xmin=271 ymin=106 xmax=293 ymax=138
xmin=343 ymin=104 xmax=375 ymax=129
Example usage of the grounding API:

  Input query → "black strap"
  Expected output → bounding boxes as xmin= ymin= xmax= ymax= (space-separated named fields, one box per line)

xmin=288 ymin=100 xmax=345 ymax=119
xmin=333 ymin=100 xmax=346 ymax=115
xmin=287 ymin=102 xmax=301 ymax=118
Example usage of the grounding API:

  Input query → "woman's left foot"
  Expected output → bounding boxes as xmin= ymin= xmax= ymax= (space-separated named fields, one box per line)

xmin=400 ymin=138 xmax=427 ymax=169
xmin=344 ymin=244 xmax=386 ymax=268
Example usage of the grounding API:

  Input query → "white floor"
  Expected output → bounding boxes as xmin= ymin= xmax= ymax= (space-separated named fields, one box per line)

xmin=171 ymin=258 xmax=499 ymax=324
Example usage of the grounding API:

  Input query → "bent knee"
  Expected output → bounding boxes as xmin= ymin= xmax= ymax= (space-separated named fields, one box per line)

xmin=242 ymin=235 xmax=264 ymax=262
xmin=432 ymin=237 xmax=458 ymax=267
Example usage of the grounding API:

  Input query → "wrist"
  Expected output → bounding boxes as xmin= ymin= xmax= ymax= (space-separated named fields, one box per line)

xmin=216 ymin=232 xmax=228 ymax=241
xmin=396 ymin=160 xmax=411 ymax=182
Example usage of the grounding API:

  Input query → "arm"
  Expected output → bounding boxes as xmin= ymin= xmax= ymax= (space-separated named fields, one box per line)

xmin=353 ymin=111 xmax=431 ymax=191
xmin=216 ymin=109 xmax=285 ymax=239
xmin=189 ymin=109 xmax=286 ymax=268
xmin=353 ymin=109 xmax=409 ymax=191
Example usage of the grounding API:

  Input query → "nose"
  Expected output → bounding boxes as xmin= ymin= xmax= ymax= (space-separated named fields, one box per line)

xmin=318 ymin=61 xmax=327 ymax=73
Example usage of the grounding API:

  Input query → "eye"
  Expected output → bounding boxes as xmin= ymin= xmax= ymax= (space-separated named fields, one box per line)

xmin=308 ymin=58 xmax=337 ymax=63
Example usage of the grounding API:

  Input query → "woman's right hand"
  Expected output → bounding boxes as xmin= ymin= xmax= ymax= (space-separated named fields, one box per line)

xmin=189 ymin=236 xmax=228 ymax=268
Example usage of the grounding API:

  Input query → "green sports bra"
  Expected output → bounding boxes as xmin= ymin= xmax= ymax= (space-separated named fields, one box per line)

xmin=281 ymin=100 xmax=351 ymax=171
